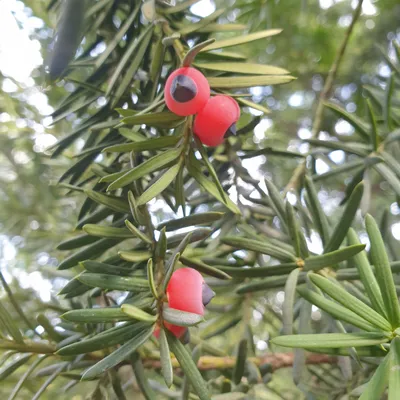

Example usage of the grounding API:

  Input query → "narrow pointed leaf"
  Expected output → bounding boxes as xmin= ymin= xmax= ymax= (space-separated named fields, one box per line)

xmin=309 ymin=273 xmax=392 ymax=331
xmin=208 ymin=75 xmax=295 ymax=88
xmin=163 ymin=306 xmax=204 ymax=327
xmin=119 ymin=250 xmax=152 ymax=263
xmin=125 ymin=220 xmax=153 ymax=244
xmin=347 ymin=228 xmax=386 ymax=317
xmin=121 ymin=304 xmax=157 ymax=323
xmin=200 ymin=29 xmax=282 ymax=51
xmin=157 ymin=212 xmax=224 ymax=231
xmin=85 ymin=190 xmax=130 ymax=213
xmin=159 ymin=329 xmax=173 ymax=388
xmin=324 ymin=182 xmax=364 ymax=252
xmin=179 ymin=256 xmax=231 ymax=280
xmin=167 ymin=332 xmax=211 ymax=400
xmin=389 ymin=338 xmax=400 ymax=400
xmin=78 ymin=273 xmax=149 ymax=292
xmin=82 ymin=225 xmax=132 ymax=239
xmin=303 ymin=244 xmax=365 ymax=271
xmin=57 ymin=322 xmax=147 ymax=355
xmin=271 ymin=332 xmax=389 ymax=349
xmin=297 ymin=287 xmax=377 ymax=332
xmin=359 ymin=352 xmax=390 ymax=400
xmin=82 ymin=326 xmax=154 ymax=380
xmin=366 ymin=214 xmax=400 ymax=327
xmin=282 ymin=268 xmax=300 ymax=335
xmin=103 ymin=135 xmax=181 ymax=153
xmin=107 ymin=147 xmax=182 ymax=191
xmin=195 ymin=62 xmax=289 ymax=75
xmin=62 ymin=308 xmax=131 ymax=323
xmin=137 ymin=162 xmax=181 ymax=206
xmin=221 ymin=237 xmax=296 ymax=262
xmin=147 ymin=259 xmax=158 ymax=299
xmin=232 ymin=339 xmax=247 ymax=385
xmin=182 ymin=38 xmax=216 ymax=67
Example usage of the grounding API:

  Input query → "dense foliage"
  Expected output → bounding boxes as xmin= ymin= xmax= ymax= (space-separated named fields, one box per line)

xmin=1 ymin=0 xmax=400 ymax=399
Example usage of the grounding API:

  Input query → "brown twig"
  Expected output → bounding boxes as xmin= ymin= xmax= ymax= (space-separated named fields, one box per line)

xmin=284 ymin=0 xmax=364 ymax=194
xmin=143 ymin=353 xmax=336 ymax=371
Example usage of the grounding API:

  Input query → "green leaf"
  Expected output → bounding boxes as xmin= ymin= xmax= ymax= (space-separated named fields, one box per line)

xmin=179 ymin=9 xmax=225 ymax=35
xmin=155 ymin=227 xmax=167 ymax=259
xmin=366 ymin=99 xmax=379 ymax=150
xmin=182 ymin=38 xmax=216 ymax=66
xmin=62 ymin=308 xmax=131 ymax=323
xmin=137 ymin=162 xmax=182 ymax=206
xmin=282 ymin=268 xmax=300 ymax=335
xmin=217 ymin=263 xmax=297 ymax=278
xmin=82 ymin=225 xmax=132 ymax=239
xmin=285 ymin=201 xmax=308 ymax=258
xmin=85 ymin=190 xmax=130 ymax=213
xmin=232 ymin=339 xmax=247 ymax=385
xmin=359 ymin=352 xmax=390 ymax=400
xmin=57 ymin=322 xmax=147 ymax=355
xmin=0 ymin=302 xmax=24 ymax=344
xmin=82 ymin=326 xmax=154 ymax=380
xmin=179 ymin=256 xmax=231 ymax=280
xmin=78 ymin=273 xmax=149 ymax=292
xmin=324 ymin=102 xmax=370 ymax=140
xmin=0 ymin=354 xmax=33 ymax=381
xmin=110 ymin=27 xmax=154 ymax=108
xmin=121 ymin=304 xmax=157 ymax=323
xmin=125 ymin=220 xmax=153 ymax=244
xmin=120 ymin=112 xmax=184 ymax=128
xmin=207 ymin=75 xmax=295 ymax=88
xmin=195 ymin=62 xmax=289 ymax=75
xmin=147 ymin=259 xmax=158 ymax=299
xmin=159 ymin=328 xmax=173 ymax=388
xmin=306 ymin=139 xmax=370 ymax=157
xmin=131 ymin=353 xmax=158 ymax=399
xmin=264 ymin=179 xmax=287 ymax=229
xmin=8 ymin=355 xmax=48 ymax=400
xmin=303 ymin=244 xmax=365 ymax=271
xmin=81 ymin=260 xmax=134 ymax=276
xmin=347 ymin=228 xmax=386 ymax=317
xmin=167 ymin=332 xmax=211 ymax=400
xmin=237 ymin=275 xmax=292 ymax=294
xmin=187 ymin=154 xmax=240 ymax=214
xmin=374 ymin=162 xmax=400 ymax=198
xmin=57 ymin=234 xmax=98 ymax=250
xmin=308 ymin=273 xmax=392 ymax=331
xmin=271 ymin=332 xmax=389 ymax=349
xmin=107 ymin=148 xmax=182 ymax=191
xmin=366 ymin=214 xmax=400 ymax=328
xmin=221 ymin=237 xmax=296 ymax=262
xmin=389 ymin=337 xmax=400 ymax=400
xmin=94 ymin=3 xmax=140 ymax=69
xmin=163 ymin=306 xmax=204 ymax=327
xmin=157 ymin=212 xmax=224 ymax=231
xmin=103 ymin=135 xmax=181 ymax=153
xmin=194 ymin=138 xmax=227 ymax=203
xmin=304 ymin=176 xmax=330 ymax=245
xmin=297 ymin=287 xmax=377 ymax=332
xmin=161 ymin=0 xmax=200 ymax=14
xmin=119 ymin=250 xmax=152 ymax=263
xmin=106 ymin=21 xmax=152 ymax=96
xmin=200 ymin=29 xmax=282 ymax=51
xmin=324 ymin=182 xmax=364 ymax=252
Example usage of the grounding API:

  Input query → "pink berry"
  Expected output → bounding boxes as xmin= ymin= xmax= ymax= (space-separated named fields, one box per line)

xmin=193 ymin=95 xmax=240 ymax=146
xmin=165 ymin=67 xmax=210 ymax=116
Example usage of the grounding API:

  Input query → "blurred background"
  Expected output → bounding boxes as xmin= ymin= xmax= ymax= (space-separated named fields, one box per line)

xmin=0 ymin=0 xmax=399 ymax=396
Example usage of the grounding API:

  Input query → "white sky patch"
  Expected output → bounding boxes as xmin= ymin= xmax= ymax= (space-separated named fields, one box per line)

xmin=190 ymin=0 xmax=215 ymax=17
xmin=0 ymin=0 xmax=43 ymax=83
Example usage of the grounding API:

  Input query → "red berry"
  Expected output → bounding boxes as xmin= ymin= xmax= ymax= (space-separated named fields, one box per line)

xmin=165 ymin=67 xmax=210 ymax=116
xmin=193 ymin=95 xmax=240 ymax=146
xmin=163 ymin=268 xmax=215 ymax=339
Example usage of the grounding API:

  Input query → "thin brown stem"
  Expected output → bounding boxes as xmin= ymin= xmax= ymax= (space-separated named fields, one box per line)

xmin=284 ymin=0 xmax=364 ymax=194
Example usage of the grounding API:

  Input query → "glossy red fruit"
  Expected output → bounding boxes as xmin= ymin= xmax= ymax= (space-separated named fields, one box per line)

xmin=193 ymin=95 xmax=240 ymax=147
xmin=165 ymin=67 xmax=210 ymax=116
xmin=163 ymin=268 xmax=215 ymax=339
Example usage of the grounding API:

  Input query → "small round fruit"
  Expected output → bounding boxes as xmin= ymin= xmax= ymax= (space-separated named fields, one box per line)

xmin=193 ymin=95 xmax=240 ymax=146
xmin=164 ymin=268 xmax=215 ymax=339
xmin=165 ymin=67 xmax=210 ymax=116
